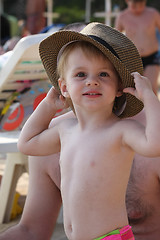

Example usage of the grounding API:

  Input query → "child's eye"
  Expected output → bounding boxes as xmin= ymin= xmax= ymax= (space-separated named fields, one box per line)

xmin=99 ymin=72 xmax=109 ymax=77
xmin=77 ymin=72 xmax=86 ymax=77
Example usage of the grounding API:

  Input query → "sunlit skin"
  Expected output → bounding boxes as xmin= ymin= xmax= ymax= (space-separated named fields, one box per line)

xmin=18 ymin=45 xmax=160 ymax=240
xmin=59 ymin=48 xmax=122 ymax=117
xmin=125 ymin=110 xmax=160 ymax=240
xmin=115 ymin=0 xmax=160 ymax=94
xmin=2 ymin=110 xmax=159 ymax=240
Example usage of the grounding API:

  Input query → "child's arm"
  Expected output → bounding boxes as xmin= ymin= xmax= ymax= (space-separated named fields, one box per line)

xmin=122 ymin=72 xmax=160 ymax=157
xmin=18 ymin=87 xmax=68 ymax=156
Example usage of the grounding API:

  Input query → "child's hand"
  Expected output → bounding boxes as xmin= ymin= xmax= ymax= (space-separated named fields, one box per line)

xmin=45 ymin=87 xmax=69 ymax=110
xmin=123 ymin=72 xmax=153 ymax=101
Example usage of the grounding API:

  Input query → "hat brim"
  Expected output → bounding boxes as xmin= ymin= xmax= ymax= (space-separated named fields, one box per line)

xmin=39 ymin=30 xmax=144 ymax=118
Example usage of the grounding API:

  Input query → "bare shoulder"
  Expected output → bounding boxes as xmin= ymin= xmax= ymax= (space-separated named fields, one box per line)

xmin=49 ymin=111 xmax=75 ymax=128
xmin=120 ymin=8 xmax=129 ymax=15
xmin=116 ymin=117 xmax=142 ymax=129
xmin=117 ymin=8 xmax=129 ymax=20
xmin=60 ymin=115 xmax=78 ymax=128
xmin=146 ymin=6 xmax=160 ymax=16
xmin=103 ymin=118 xmax=141 ymax=140
xmin=146 ymin=6 xmax=159 ymax=13
xmin=114 ymin=118 xmax=144 ymax=138
xmin=115 ymin=8 xmax=130 ymax=29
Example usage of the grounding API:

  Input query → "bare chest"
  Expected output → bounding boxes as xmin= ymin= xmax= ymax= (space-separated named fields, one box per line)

xmin=123 ymin=12 xmax=156 ymax=39
xmin=59 ymin=128 xmax=133 ymax=196
xmin=60 ymin=129 xmax=121 ymax=171
xmin=126 ymin=156 xmax=160 ymax=235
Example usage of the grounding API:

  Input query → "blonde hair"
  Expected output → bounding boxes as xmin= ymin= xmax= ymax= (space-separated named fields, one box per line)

xmin=57 ymin=41 xmax=110 ymax=79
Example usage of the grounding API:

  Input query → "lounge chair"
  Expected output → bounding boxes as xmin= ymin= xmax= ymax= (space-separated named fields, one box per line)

xmin=0 ymin=33 xmax=51 ymax=223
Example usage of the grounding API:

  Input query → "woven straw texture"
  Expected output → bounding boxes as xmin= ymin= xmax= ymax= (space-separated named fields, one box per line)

xmin=39 ymin=22 xmax=144 ymax=118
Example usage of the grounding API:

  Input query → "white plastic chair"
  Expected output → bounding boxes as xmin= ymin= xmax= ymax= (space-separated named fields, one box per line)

xmin=0 ymin=33 xmax=50 ymax=114
xmin=0 ymin=131 xmax=28 ymax=223
xmin=0 ymin=33 xmax=50 ymax=223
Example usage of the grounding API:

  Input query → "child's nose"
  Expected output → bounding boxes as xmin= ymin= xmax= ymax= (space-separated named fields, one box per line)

xmin=86 ymin=76 xmax=99 ymax=86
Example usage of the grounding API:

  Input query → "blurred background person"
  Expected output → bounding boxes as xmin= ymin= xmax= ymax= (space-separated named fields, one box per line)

xmin=115 ymin=0 xmax=160 ymax=95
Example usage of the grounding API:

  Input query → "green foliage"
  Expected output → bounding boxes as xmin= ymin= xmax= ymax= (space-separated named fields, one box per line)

xmin=54 ymin=0 xmax=86 ymax=9
xmin=54 ymin=6 xmax=85 ymax=24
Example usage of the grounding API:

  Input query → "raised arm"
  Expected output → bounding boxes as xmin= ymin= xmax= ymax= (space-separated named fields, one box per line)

xmin=18 ymin=87 xmax=68 ymax=156
xmin=0 ymin=111 xmax=75 ymax=240
xmin=123 ymin=72 xmax=160 ymax=157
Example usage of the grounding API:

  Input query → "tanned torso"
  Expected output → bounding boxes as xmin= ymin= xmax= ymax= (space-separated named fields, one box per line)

xmin=116 ymin=7 xmax=159 ymax=56
xmin=126 ymin=155 xmax=160 ymax=240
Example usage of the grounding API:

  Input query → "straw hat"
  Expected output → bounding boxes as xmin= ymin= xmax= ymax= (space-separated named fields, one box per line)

xmin=39 ymin=22 xmax=144 ymax=118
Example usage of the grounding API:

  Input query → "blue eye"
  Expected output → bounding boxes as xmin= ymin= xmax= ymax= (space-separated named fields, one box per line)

xmin=99 ymin=72 xmax=109 ymax=77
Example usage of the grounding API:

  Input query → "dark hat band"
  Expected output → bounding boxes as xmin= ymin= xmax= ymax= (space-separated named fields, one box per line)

xmin=88 ymin=35 xmax=120 ymax=59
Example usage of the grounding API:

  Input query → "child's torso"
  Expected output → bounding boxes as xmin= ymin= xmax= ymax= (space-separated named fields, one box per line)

xmin=59 ymin=118 xmax=134 ymax=240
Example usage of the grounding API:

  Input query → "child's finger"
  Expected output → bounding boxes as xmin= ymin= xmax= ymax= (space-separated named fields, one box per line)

xmin=131 ymin=72 xmax=141 ymax=78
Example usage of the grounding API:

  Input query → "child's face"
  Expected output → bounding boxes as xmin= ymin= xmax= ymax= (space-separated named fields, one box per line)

xmin=59 ymin=47 xmax=122 ymax=112
xmin=126 ymin=0 xmax=146 ymax=15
